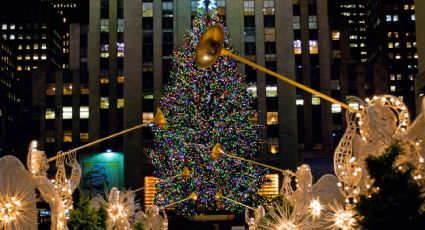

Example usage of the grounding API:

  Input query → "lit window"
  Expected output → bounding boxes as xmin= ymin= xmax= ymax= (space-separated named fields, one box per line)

xmin=404 ymin=4 xmax=409 ymax=10
xmin=293 ymin=16 xmax=300 ymax=30
xmin=386 ymin=15 xmax=392 ymax=21
xmin=45 ymin=109 xmax=55 ymax=119
xmin=308 ymin=15 xmax=317 ymax=29
xmin=17 ymin=55 xmax=22 ymax=60
xmin=100 ymin=97 xmax=109 ymax=109
xmin=117 ymin=76 xmax=125 ymax=83
xmin=393 ymin=15 xmax=398 ymax=21
xmin=33 ymin=55 xmax=39 ymax=60
xmin=80 ymin=133 xmax=89 ymax=142
xmin=9 ymin=24 xmax=15 ymax=30
xmin=80 ymin=106 xmax=89 ymax=119
xmin=407 ymin=42 xmax=412 ymax=48
xmin=243 ymin=0 xmax=254 ymax=15
xmin=117 ymin=99 xmax=124 ymax=108
xmin=331 ymin=104 xmax=341 ymax=113
xmin=294 ymin=40 xmax=302 ymax=54
xmin=266 ymin=85 xmax=277 ymax=97
xmin=143 ymin=2 xmax=153 ymax=17
xmin=101 ymin=19 xmax=109 ymax=33
xmin=18 ymin=45 xmax=22 ymax=50
xmin=25 ymin=55 xmax=31 ymax=60
xmin=390 ymin=85 xmax=396 ymax=92
xmin=309 ymin=40 xmax=318 ymax=54
xmin=1 ymin=24 xmax=6 ymax=30
xmin=332 ymin=31 xmax=340 ymax=40
xmin=264 ymin=27 xmax=275 ymax=42
xmin=100 ymin=52 xmax=109 ymax=58
xmin=387 ymin=32 xmax=392 ymax=38
xmin=395 ymin=54 xmax=401 ymax=59
xmin=397 ymin=74 xmax=402 ymax=80
xmin=296 ymin=95 xmax=304 ymax=106
xmin=34 ymin=44 xmax=39 ymax=50
xmin=267 ymin=112 xmax=278 ymax=125
xmin=263 ymin=0 xmax=274 ymax=15
xmin=41 ymin=43 xmax=47 ymax=49
xmin=312 ymin=95 xmax=320 ymax=105
xmin=268 ymin=138 xmax=279 ymax=154
xmin=9 ymin=34 xmax=15 ymax=40
xmin=388 ymin=43 xmax=393 ymax=48
xmin=411 ymin=15 xmax=416 ymax=21
xmin=63 ymin=107 xmax=72 ymax=119
xmin=100 ymin=78 xmax=109 ymax=84
xmin=143 ymin=112 xmax=154 ymax=123
xmin=17 ymin=66 xmax=22 ymax=71
xmin=81 ymin=85 xmax=89 ymax=94
xmin=394 ymin=42 xmax=399 ymax=48
xmin=46 ymin=84 xmax=56 ymax=95
xmin=411 ymin=5 xmax=415 ymax=10
xmin=63 ymin=131 xmax=72 ymax=142
xmin=390 ymin=74 xmax=395 ymax=81
xmin=41 ymin=54 xmax=47 ymax=60
xmin=63 ymin=83 xmax=72 ymax=95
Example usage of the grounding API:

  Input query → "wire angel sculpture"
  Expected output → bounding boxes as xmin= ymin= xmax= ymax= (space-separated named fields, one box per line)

xmin=0 ymin=155 xmax=37 ymax=230
xmin=135 ymin=205 xmax=168 ymax=230
xmin=27 ymin=144 xmax=82 ymax=230
xmin=100 ymin=187 xmax=139 ymax=230
xmin=245 ymin=205 xmax=265 ymax=230
xmin=334 ymin=95 xmax=425 ymax=205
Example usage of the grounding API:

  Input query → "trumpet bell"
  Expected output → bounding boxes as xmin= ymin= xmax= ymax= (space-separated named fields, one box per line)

xmin=152 ymin=107 xmax=167 ymax=127
xmin=195 ymin=25 xmax=225 ymax=68
xmin=211 ymin=143 xmax=225 ymax=161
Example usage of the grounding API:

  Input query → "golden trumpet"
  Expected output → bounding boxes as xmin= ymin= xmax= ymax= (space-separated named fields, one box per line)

xmin=195 ymin=25 xmax=355 ymax=112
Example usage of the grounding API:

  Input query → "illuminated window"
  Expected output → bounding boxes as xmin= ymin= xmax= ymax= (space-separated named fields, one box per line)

xmin=63 ymin=107 xmax=72 ymax=119
xmin=296 ymin=96 xmax=304 ymax=106
xmin=17 ymin=55 xmax=22 ymax=60
xmin=312 ymin=95 xmax=320 ymax=105
xmin=268 ymin=138 xmax=279 ymax=154
xmin=46 ymin=131 xmax=54 ymax=143
xmin=80 ymin=133 xmax=89 ymax=142
xmin=41 ymin=43 xmax=47 ymax=49
xmin=332 ymin=31 xmax=340 ymax=40
xmin=309 ymin=40 xmax=318 ymax=54
xmin=331 ymin=104 xmax=341 ymax=113
xmin=388 ymin=43 xmax=393 ymax=48
xmin=45 ymin=109 xmax=55 ymax=119
xmin=100 ymin=78 xmax=109 ymax=84
xmin=390 ymin=85 xmax=396 ymax=92
xmin=33 ymin=55 xmax=38 ymax=60
xmin=101 ymin=19 xmax=109 ymax=33
xmin=9 ymin=34 xmax=15 ymax=40
xmin=63 ymin=131 xmax=72 ymax=142
xmin=308 ymin=15 xmax=317 ymax=29
xmin=117 ymin=99 xmax=124 ymax=108
xmin=100 ymin=97 xmax=109 ymax=109
xmin=41 ymin=54 xmax=47 ymax=60
xmin=263 ymin=0 xmax=274 ymax=15
xmin=411 ymin=15 xmax=416 ymax=21
xmin=25 ymin=55 xmax=30 ymax=60
xmin=46 ymin=84 xmax=56 ymax=95
xmin=293 ymin=16 xmax=300 ymax=30
xmin=395 ymin=54 xmax=401 ymax=59
xmin=81 ymin=85 xmax=89 ymax=94
xmin=407 ymin=42 xmax=412 ymax=48
xmin=264 ymin=27 xmax=275 ymax=42
xmin=143 ymin=112 xmax=154 ymax=123
xmin=243 ymin=0 xmax=254 ymax=15
xmin=267 ymin=112 xmax=278 ymax=125
xmin=266 ymin=85 xmax=277 ymax=97
xmin=294 ymin=40 xmax=302 ymax=54
xmin=18 ymin=45 xmax=22 ymax=50
xmin=80 ymin=106 xmax=89 ymax=119
xmin=390 ymin=74 xmax=395 ymax=80
xmin=404 ymin=4 xmax=409 ymax=10
xmin=143 ymin=2 xmax=153 ymax=17
xmin=411 ymin=5 xmax=415 ymax=10
xmin=393 ymin=15 xmax=398 ymax=21
xmin=100 ymin=52 xmax=109 ymax=58
xmin=117 ymin=76 xmax=125 ymax=83
xmin=17 ymin=65 xmax=22 ymax=71
xmin=394 ymin=42 xmax=399 ymax=48
xmin=386 ymin=15 xmax=392 ymax=21
xmin=63 ymin=83 xmax=72 ymax=95
xmin=34 ymin=44 xmax=38 ymax=50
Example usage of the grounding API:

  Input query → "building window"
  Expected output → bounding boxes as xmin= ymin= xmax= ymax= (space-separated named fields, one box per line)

xmin=244 ymin=0 xmax=254 ymax=15
xmin=312 ymin=95 xmax=320 ymax=105
xmin=100 ymin=97 xmax=109 ymax=109
xmin=143 ymin=2 xmax=153 ymax=17
xmin=267 ymin=112 xmax=278 ymax=125
xmin=266 ymin=85 xmax=277 ymax=97
xmin=247 ymin=85 xmax=257 ymax=98
xmin=309 ymin=40 xmax=318 ymax=54
xmin=386 ymin=15 xmax=392 ymax=21
xmin=63 ymin=131 xmax=72 ymax=142
xmin=332 ymin=31 xmax=340 ymax=40
xmin=81 ymin=85 xmax=89 ymax=94
xmin=117 ymin=76 xmax=125 ymax=83
xmin=294 ymin=40 xmax=302 ymax=54
xmin=390 ymin=85 xmax=396 ymax=92
xmin=101 ymin=19 xmax=109 ymax=33
xmin=411 ymin=15 xmax=416 ymax=21
xmin=80 ymin=133 xmax=89 ymax=142
xmin=268 ymin=138 xmax=279 ymax=154
xmin=46 ymin=131 xmax=54 ymax=143
xmin=296 ymin=95 xmax=304 ymax=106
xmin=331 ymin=104 xmax=342 ymax=113
xmin=117 ymin=19 xmax=124 ymax=33
xmin=46 ymin=84 xmax=56 ymax=95
xmin=80 ymin=106 xmax=89 ymax=119
xmin=117 ymin=99 xmax=124 ymax=108
xmin=45 ymin=109 xmax=55 ymax=119
xmin=63 ymin=83 xmax=72 ymax=95
xmin=393 ymin=15 xmax=398 ymax=21
xmin=308 ymin=15 xmax=317 ymax=29
xmin=264 ymin=27 xmax=275 ymax=42
xmin=143 ymin=112 xmax=154 ymax=123
xmin=293 ymin=16 xmax=300 ymax=29
xmin=41 ymin=43 xmax=47 ymax=49
xmin=62 ymin=107 xmax=72 ymax=119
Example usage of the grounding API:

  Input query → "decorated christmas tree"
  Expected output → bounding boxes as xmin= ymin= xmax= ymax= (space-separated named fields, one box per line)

xmin=355 ymin=143 xmax=425 ymax=229
xmin=147 ymin=0 xmax=267 ymax=215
